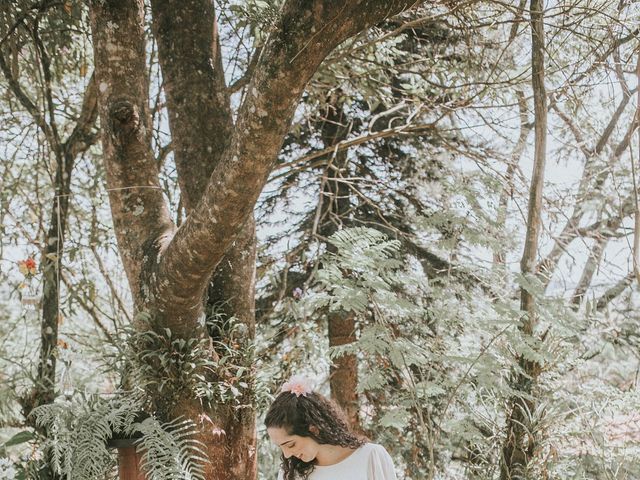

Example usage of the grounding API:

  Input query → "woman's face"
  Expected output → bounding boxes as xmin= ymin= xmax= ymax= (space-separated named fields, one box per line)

xmin=267 ymin=426 xmax=321 ymax=464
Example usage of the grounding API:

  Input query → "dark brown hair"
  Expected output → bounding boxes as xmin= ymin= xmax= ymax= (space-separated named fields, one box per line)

xmin=265 ymin=391 xmax=366 ymax=480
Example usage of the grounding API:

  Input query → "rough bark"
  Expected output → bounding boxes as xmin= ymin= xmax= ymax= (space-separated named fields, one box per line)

xmin=204 ymin=216 xmax=257 ymax=480
xmin=90 ymin=0 xmax=175 ymax=314
xmin=148 ymin=0 xmax=232 ymax=212
xmin=149 ymin=2 xmax=257 ymax=476
xmin=501 ymin=0 xmax=547 ymax=478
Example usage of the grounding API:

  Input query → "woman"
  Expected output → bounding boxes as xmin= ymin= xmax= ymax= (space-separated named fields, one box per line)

xmin=265 ymin=376 xmax=397 ymax=480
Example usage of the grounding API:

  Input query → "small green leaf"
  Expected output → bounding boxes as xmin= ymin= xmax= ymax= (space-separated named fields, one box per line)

xmin=4 ymin=430 xmax=34 ymax=447
xmin=379 ymin=408 xmax=409 ymax=429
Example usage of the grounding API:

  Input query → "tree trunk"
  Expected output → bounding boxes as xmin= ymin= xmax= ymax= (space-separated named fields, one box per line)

xmin=318 ymin=97 xmax=360 ymax=429
xmin=149 ymin=1 xmax=257 ymax=476
xmin=501 ymin=0 xmax=547 ymax=478
xmin=89 ymin=1 xmax=420 ymax=479
xmin=0 ymin=51 xmax=98 ymax=422
xmin=205 ymin=216 xmax=257 ymax=480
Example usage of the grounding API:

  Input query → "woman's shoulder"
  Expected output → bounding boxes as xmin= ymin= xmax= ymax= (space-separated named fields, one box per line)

xmin=356 ymin=442 xmax=393 ymax=462
xmin=362 ymin=442 xmax=397 ymax=479
xmin=361 ymin=443 xmax=395 ymax=465
xmin=360 ymin=442 xmax=391 ymax=455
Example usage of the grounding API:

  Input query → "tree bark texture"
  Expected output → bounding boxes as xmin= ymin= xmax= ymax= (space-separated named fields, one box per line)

xmin=149 ymin=2 xmax=258 ymax=475
xmin=90 ymin=0 xmax=175 ymax=315
xmin=89 ymin=1 xmax=420 ymax=478
xmin=501 ymin=0 xmax=547 ymax=478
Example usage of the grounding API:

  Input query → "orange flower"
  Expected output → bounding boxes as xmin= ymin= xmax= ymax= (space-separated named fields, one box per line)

xmin=18 ymin=257 xmax=37 ymax=277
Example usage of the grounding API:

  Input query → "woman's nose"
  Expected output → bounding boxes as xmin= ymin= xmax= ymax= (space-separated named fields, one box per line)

xmin=283 ymin=450 xmax=292 ymax=459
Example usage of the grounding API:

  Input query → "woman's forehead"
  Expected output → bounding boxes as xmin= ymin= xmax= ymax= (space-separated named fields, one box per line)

xmin=267 ymin=426 xmax=294 ymax=444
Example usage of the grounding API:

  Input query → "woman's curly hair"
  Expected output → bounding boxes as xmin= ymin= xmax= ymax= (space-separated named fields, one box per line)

xmin=265 ymin=391 xmax=366 ymax=480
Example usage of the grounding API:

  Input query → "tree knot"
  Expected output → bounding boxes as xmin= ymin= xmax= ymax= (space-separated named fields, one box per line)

xmin=108 ymin=98 xmax=142 ymax=145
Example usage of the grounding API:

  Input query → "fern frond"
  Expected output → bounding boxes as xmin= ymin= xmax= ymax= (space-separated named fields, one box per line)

xmin=134 ymin=417 xmax=206 ymax=480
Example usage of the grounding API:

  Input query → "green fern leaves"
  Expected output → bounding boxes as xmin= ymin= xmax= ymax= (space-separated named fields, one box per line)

xmin=30 ymin=393 xmax=207 ymax=480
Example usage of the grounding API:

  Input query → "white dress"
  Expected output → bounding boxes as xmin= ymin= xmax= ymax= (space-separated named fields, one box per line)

xmin=277 ymin=443 xmax=397 ymax=480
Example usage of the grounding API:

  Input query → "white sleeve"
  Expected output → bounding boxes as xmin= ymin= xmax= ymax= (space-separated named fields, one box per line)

xmin=367 ymin=445 xmax=397 ymax=480
xmin=277 ymin=469 xmax=284 ymax=480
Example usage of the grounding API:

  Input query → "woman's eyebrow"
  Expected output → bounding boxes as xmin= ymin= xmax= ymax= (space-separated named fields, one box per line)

xmin=279 ymin=440 xmax=294 ymax=447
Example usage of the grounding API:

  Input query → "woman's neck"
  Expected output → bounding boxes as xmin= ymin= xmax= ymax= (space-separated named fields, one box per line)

xmin=314 ymin=444 xmax=358 ymax=466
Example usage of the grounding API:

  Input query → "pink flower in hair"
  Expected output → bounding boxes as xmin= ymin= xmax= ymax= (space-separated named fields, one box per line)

xmin=281 ymin=375 xmax=313 ymax=397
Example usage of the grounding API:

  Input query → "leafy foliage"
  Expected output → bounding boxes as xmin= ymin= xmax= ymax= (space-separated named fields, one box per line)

xmin=30 ymin=393 xmax=207 ymax=480
xmin=134 ymin=417 xmax=207 ymax=480
xmin=119 ymin=311 xmax=252 ymax=411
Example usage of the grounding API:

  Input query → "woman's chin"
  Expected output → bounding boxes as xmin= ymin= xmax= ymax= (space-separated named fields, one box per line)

xmin=296 ymin=455 xmax=313 ymax=464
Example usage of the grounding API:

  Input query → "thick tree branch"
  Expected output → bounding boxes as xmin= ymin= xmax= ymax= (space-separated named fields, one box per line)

xmin=155 ymin=0 xmax=421 ymax=325
xmin=64 ymin=73 xmax=99 ymax=158
xmin=89 ymin=0 xmax=174 ymax=306
xmin=595 ymin=272 xmax=634 ymax=311
xmin=149 ymin=0 xmax=233 ymax=213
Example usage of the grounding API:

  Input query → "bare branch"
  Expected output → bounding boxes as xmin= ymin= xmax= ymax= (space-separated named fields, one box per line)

xmin=595 ymin=272 xmax=635 ymax=311
xmin=0 ymin=47 xmax=54 ymax=144
xmin=64 ymin=73 xmax=99 ymax=158
xmin=61 ymin=272 xmax=115 ymax=344
xmin=275 ymin=121 xmax=438 ymax=173
xmin=571 ymin=236 xmax=608 ymax=309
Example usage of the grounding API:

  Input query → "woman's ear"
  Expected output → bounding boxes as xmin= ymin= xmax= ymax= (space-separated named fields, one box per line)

xmin=309 ymin=425 xmax=320 ymax=436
